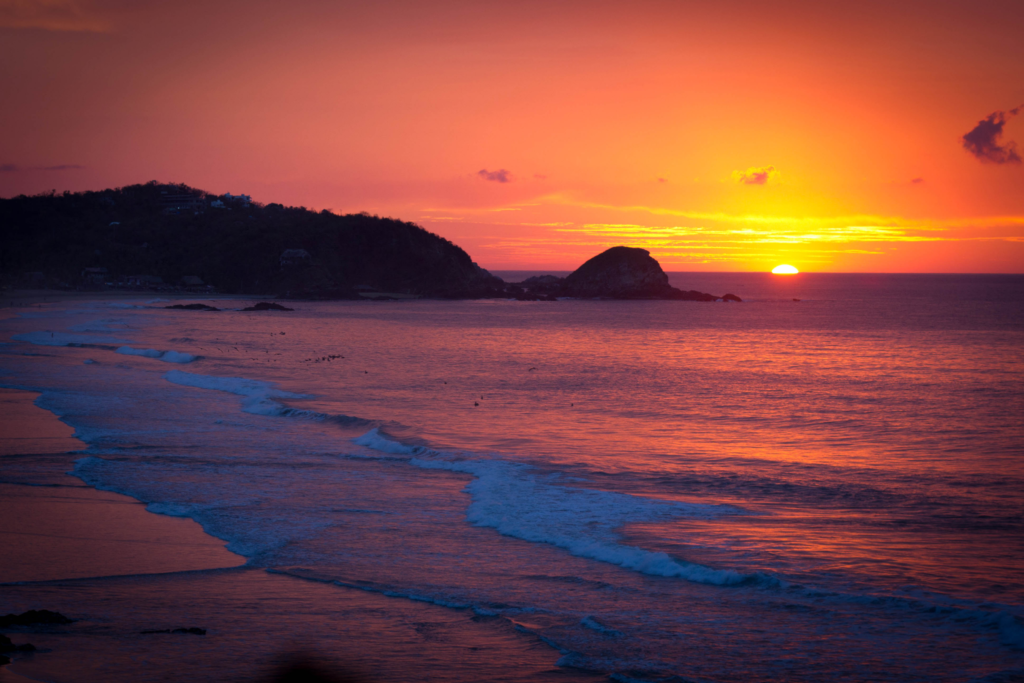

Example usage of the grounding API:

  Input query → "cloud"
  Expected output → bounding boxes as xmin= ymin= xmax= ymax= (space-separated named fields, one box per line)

xmin=732 ymin=166 xmax=777 ymax=185
xmin=0 ymin=163 xmax=85 ymax=172
xmin=962 ymin=107 xmax=1023 ymax=164
xmin=0 ymin=0 xmax=109 ymax=32
xmin=477 ymin=168 xmax=512 ymax=183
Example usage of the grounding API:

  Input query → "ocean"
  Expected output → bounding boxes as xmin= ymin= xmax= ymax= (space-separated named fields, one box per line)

xmin=2 ymin=272 xmax=1023 ymax=682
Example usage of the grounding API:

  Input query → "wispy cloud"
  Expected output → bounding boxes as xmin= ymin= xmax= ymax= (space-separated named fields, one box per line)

xmin=477 ymin=168 xmax=512 ymax=183
xmin=538 ymin=195 xmax=1024 ymax=232
xmin=962 ymin=106 xmax=1023 ymax=164
xmin=0 ymin=162 xmax=85 ymax=172
xmin=732 ymin=166 xmax=777 ymax=185
xmin=416 ymin=193 xmax=1024 ymax=268
xmin=560 ymin=223 xmax=950 ymax=244
xmin=0 ymin=0 xmax=109 ymax=31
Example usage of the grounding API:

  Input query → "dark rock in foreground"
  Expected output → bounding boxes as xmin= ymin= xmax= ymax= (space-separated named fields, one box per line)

xmin=0 ymin=610 xmax=73 ymax=628
xmin=0 ymin=634 xmax=36 ymax=653
xmin=140 ymin=627 xmax=206 ymax=635
xmin=241 ymin=301 xmax=294 ymax=311
xmin=165 ymin=303 xmax=220 ymax=311
xmin=268 ymin=654 xmax=371 ymax=683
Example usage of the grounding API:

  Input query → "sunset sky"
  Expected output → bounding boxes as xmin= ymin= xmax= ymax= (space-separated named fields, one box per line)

xmin=2 ymin=0 xmax=1023 ymax=272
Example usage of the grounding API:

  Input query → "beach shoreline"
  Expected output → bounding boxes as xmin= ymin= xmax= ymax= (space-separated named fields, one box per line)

xmin=0 ymin=388 xmax=601 ymax=683
xmin=0 ymin=388 xmax=247 ymax=585
xmin=0 ymin=387 xmax=248 ymax=678
xmin=0 ymin=289 xmax=275 ymax=309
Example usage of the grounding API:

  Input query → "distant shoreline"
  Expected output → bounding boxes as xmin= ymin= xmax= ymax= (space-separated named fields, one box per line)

xmin=0 ymin=289 xmax=276 ymax=308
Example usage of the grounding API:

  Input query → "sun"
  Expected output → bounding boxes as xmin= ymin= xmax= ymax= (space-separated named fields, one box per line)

xmin=771 ymin=264 xmax=799 ymax=274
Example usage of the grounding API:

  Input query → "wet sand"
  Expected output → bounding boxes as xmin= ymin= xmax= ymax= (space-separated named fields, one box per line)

xmin=0 ymin=567 xmax=604 ymax=683
xmin=0 ymin=388 xmax=82 ymax=457
xmin=0 ymin=386 xmax=599 ymax=682
xmin=0 ymin=388 xmax=246 ymax=583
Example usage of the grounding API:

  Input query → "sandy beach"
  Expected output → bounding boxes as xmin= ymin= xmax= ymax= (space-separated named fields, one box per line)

xmin=0 ymin=388 xmax=246 ymax=583
xmin=0 ymin=386 xmax=600 ymax=683
xmin=0 ymin=388 xmax=247 ymax=679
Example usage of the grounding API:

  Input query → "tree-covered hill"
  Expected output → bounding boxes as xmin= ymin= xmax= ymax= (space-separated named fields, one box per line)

xmin=0 ymin=182 xmax=503 ymax=297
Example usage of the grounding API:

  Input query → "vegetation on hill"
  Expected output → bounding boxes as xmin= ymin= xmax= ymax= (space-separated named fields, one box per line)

xmin=0 ymin=182 xmax=502 ymax=297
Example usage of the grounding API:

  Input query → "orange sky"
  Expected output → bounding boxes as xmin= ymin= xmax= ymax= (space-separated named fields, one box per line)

xmin=2 ymin=0 xmax=1023 ymax=272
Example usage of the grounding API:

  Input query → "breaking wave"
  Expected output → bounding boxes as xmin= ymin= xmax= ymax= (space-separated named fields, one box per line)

xmin=163 ymin=370 xmax=366 ymax=424
xmin=351 ymin=428 xmax=751 ymax=586
xmin=117 ymin=346 xmax=196 ymax=363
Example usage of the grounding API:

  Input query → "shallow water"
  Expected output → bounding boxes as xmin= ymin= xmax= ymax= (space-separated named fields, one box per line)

xmin=2 ymin=273 xmax=1023 ymax=681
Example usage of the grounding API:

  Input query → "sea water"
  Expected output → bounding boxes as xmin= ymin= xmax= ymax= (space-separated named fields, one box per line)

xmin=1 ymin=272 xmax=1023 ymax=682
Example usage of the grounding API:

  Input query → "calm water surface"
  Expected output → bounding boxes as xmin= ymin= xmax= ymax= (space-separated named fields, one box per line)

xmin=2 ymin=272 xmax=1023 ymax=682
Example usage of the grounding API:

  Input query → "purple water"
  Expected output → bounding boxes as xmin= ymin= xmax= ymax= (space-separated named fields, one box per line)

xmin=2 ymin=272 xmax=1023 ymax=681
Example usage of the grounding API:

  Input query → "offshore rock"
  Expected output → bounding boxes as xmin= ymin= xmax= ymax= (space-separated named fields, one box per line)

xmin=0 ymin=634 xmax=36 ymax=653
xmin=561 ymin=247 xmax=718 ymax=300
xmin=0 ymin=610 xmax=73 ymax=628
xmin=241 ymin=302 xmax=293 ymax=311
xmin=165 ymin=303 xmax=220 ymax=311
xmin=562 ymin=247 xmax=670 ymax=298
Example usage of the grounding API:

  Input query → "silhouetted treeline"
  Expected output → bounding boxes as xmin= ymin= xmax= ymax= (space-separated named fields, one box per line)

xmin=0 ymin=181 xmax=502 ymax=298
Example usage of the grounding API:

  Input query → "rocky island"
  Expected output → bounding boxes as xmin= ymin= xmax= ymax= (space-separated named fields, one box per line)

xmin=1 ymin=182 xmax=738 ymax=302
xmin=516 ymin=246 xmax=739 ymax=301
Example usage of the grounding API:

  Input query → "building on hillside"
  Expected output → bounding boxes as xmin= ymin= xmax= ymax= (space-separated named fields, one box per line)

xmin=159 ymin=190 xmax=205 ymax=214
xmin=81 ymin=267 xmax=108 ymax=285
xmin=126 ymin=274 xmax=163 ymax=287
xmin=280 ymin=249 xmax=311 ymax=268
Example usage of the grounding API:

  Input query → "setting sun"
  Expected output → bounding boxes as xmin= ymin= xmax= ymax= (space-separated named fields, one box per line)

xmin=772 ymin=265 xmax=800 ymax=274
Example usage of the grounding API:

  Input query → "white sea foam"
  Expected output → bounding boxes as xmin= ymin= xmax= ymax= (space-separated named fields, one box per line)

xmin=117 ymin=346 xmax=163 ymax=358
xmin=116 ymin=346 xmax=196 ymax=363
xmin=354 ymin=429 xmax=749 ymax=586
xmin=164 ymin=369 xmax=310 ymax=417
xmin=165 ymin=370 xmax=303 ymax=397
xmin=12 ymin=331 xmax=131 ymax=346
xmin=581 ymin=616 xmax=622 ymax=636
xmin=353 ymin=427 xmax=425 ymax=454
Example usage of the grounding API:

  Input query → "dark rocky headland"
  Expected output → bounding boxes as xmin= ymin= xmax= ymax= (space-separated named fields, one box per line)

xmin=1 ymin=183 xmax=738 ymax=302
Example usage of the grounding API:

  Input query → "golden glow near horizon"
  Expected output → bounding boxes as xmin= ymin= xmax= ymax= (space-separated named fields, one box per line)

xmin=1 ymin=0 xmax=1022 ymax=272
xmin=772 ymin=265 xmax=800 ymax=274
